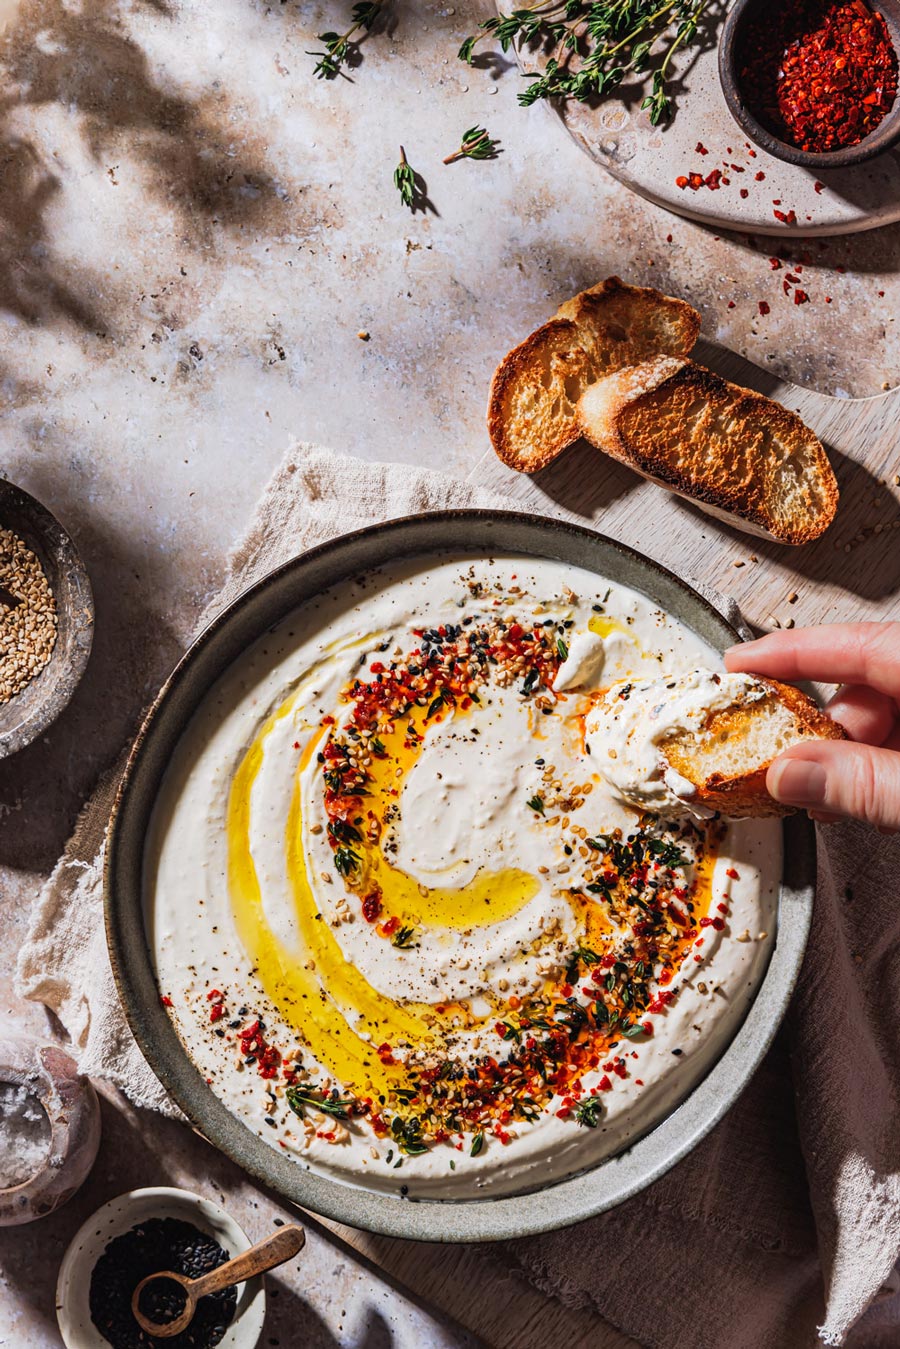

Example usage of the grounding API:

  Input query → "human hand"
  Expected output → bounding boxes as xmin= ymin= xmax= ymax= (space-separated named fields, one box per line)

xmin=724 ymin=622 xmax=900 ymax=832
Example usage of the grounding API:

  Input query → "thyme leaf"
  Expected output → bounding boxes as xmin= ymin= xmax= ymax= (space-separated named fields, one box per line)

xmin=286 ymin=1087 xmax=353 ymax=1120
xmin=574 ymin=1095 xmax=603 ymax=1128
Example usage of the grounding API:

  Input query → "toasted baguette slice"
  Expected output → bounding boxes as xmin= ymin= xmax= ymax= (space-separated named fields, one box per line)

xmin=661 ymin=676 xmax=845 ymax=817
xmin=577 ymin=355 xmax=839 ymax=544
xmin=588 ymin=670 xmax=845 ymax=818
xmin=488 ymin=277 xmax=701 ymax=473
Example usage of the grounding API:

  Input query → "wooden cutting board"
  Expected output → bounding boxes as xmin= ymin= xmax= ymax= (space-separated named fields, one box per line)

xmin=469 ymin=341 xmax=900 ymax=633
xmin=505 ymin=7 xmax=900 ymax=237
xmin=318 ymin=348 xmax=900 ymax=1349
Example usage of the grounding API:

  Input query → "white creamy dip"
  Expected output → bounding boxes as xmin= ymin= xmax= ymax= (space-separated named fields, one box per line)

xmin=586 ymin=670 xmax=768 ymax=816
xmin=146 ymin=556 xmax=779 ymax=1200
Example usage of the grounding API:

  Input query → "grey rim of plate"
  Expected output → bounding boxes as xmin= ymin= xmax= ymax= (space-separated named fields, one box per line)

xmin=105 ymin=510 xmax=815 ymax=1243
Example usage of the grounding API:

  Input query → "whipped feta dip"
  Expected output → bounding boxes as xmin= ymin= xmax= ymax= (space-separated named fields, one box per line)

xmin=146 ymin=556 xmax=780 ymax=1200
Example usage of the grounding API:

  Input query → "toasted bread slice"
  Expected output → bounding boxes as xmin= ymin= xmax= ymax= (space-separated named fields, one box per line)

xmin=577 ymin=355 xmax=839 ymax=544
xmin=661 ymin=676 xmax=845 ymax=817
xmin=488 ymin=277 xmax=701 ymax=473
xmin=588 ymin=670 xmax=845 ymax=818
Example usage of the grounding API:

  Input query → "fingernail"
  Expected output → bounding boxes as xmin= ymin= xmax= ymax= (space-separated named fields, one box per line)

xmin=769 ymin=758 xmax=828 ymax=807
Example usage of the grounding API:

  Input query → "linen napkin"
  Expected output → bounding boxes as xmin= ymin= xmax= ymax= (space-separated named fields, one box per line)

xmin=16 ymin=444 xmax=900 ymax=1347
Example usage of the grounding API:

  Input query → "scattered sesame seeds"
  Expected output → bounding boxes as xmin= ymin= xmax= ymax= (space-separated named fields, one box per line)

xmin=0 ymin=529 xmax=58 ymax=704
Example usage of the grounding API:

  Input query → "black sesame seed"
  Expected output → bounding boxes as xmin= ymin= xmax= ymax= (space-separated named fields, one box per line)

xmin=89 ymin=1216 xmax=237 ymax=1349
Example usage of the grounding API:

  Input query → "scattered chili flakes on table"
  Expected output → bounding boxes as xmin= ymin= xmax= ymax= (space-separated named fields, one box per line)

xmin=737 ymin=0 xmax=898 ymax=153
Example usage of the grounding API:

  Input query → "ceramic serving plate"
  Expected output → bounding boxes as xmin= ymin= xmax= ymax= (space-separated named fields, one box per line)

xmin=105 ymin=511 xmax=814 ymax=1242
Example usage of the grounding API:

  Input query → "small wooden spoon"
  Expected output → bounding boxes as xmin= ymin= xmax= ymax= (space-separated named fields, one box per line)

xmin=131 ymin=1223 xmax=305 ymax=1338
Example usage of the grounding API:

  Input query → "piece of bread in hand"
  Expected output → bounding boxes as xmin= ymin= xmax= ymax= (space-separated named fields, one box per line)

xmin=488 ymin=276 xmax=701 ymax=473
xmin=661 ymin=675 xmax=845 ymax=817
xmin=590 ymin=670 xmax=844 ymax=819
xmin=577 ymin=355 xmax=839 ymax=544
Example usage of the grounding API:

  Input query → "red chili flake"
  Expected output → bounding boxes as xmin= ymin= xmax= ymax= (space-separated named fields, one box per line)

xmin=598 ymin=1074 xmax=613 ymax=1091
xmin=769 ymin=257 xmax=782 ymax=269
xmin=731 ymin=163 xmax=746 ymax=171
xmin=292 ymin=740 xmax=300 ymax=749
xmin=160 ymin=995 xmax=173 ymax=1007
xmin=361 ymin=892 xmax=382 ymax=922
xmin=636 ymin=1079 xmax=644 ymax=1086
xmin=705 ymin=168 xmax=723 ymax=189
xmin=737 ymin=1 xmax=898 ymax=153
xmin=675 ymin=175 xmax=689 ymax=189
xmin=815 ymin=180 xmax=825 ymax=193
xmin=759 ymin=300 xmax=771 ymax=315
xmin=774 ymin=208 xmax=797 ymax=224
xmin=879 ymin=290 xmax=886 ymax=297
xmin=717 ymin=902 xmax=730 ymax=914
xmin=786 ymin=272 xmax=802 ymax=284
xmin=642 ymin=1021 xmax=654 ymax=1036
xmin=726 ymin=867 xmax=740 ymax=880
xmin=210 ymin=1003 xmax=224 ymax=1022
xmin=560 ymin=982 xmax=573 ymax=997
xmin=740 ymin=188 xmax=749 ymax=198
xmin=794 ymin=288 xmax=810 ymax=304
xmin=825 ymin=295 xmax=833 ymax=302
xmin=727 ymin=300 xmax=736 ymax=308
xmin=748 ymin=146 xmax=758 ymax=156
xmin=696 ymin=140 xmax=709 ymax=154
xmin=666 ymin=232 xmax=673 ymax=242
xmin=721 ymin=176 xmax=731 ymax=186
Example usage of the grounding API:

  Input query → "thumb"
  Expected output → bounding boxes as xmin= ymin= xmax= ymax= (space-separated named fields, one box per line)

xmin=767 ymin=740 xmax=900 ymax=832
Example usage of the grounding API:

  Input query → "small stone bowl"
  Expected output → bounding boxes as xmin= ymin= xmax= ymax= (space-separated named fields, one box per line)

xmin=57 ymin=1187 xmax=266 ymax=1349
xmin=0 ymin=1038 xmax=101 ymax=1226
xmin=0 ymin=479 xmax=93 ymax=758
xmin=719 ymin=0 xmax=900 ymax=169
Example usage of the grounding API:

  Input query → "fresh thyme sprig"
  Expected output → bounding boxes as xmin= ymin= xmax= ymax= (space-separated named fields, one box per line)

xmin=391 ymin=925 xmax=418 ymax=949
xmin=443 ymin=125 xmax=500 ymax=164
xmin=394 ymin=146 xmax=417 ymax=209
xmin=459 ymin=1 xmax=708 ymax=124
xmin=308 ymin=1 xmax=385 ymax=80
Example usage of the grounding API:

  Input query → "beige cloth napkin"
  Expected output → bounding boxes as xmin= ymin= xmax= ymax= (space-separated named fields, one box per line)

xmin=16 ymin=444 xmax=900 ymax=1347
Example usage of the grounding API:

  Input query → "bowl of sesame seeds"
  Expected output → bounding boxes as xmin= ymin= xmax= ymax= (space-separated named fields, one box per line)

xmin=0 ymin=479 xmax=93 ymax=758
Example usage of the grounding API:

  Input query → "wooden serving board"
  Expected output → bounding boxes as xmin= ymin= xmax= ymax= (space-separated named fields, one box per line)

xmin=469 ymin=341 xmax=900 ymax=634
xmin=506 ymin=4 xmax=900 ymax=236
xmin=316 ymin=348 xmax=900 ymax=1349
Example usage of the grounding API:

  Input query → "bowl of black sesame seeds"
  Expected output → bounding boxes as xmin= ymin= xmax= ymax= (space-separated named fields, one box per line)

xmin=0 ymin=478 xmax=93 ymax=758
xmin=56 ymin=1186 xmax=266 ymax=1349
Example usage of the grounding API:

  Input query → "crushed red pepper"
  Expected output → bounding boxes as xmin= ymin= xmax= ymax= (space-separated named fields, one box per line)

xmin=737 ymin=0 xmax=898 ymax=153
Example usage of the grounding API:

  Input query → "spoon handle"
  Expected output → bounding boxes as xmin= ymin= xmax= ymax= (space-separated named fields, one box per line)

xmin=190 ymin=1224 xmax=305 ymax=1298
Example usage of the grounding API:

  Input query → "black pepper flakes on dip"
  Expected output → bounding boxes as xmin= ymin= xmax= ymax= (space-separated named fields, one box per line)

xmin=88 ymin=1216 xmax=237 ymax=1348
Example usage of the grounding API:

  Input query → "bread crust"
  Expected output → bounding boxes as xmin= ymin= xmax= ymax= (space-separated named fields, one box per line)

xmin=488 ymin=277 xmax=701 ymax=473
xmin=577 ymin=357 xmax=839 ymax=545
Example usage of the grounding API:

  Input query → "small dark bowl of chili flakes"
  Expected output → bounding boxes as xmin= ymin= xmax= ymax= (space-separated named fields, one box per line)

xmin=719 ymin=0 xmax=900 ymax=168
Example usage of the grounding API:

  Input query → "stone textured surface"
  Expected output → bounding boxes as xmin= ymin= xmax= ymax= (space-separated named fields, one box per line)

xmin=1 ymin=1 xmax=899 ymax=1345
